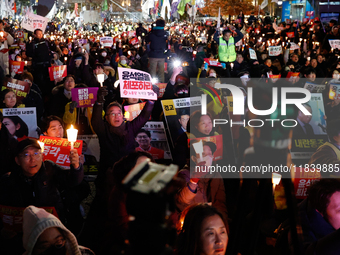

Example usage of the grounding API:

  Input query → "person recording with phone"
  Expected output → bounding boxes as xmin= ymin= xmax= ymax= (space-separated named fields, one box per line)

xmin=0 ymin=19 xmax=13 ymax=75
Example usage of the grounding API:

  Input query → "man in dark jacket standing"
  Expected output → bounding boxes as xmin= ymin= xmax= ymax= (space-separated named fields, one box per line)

xmin=146 ymin=18 xmax=168 ymax=82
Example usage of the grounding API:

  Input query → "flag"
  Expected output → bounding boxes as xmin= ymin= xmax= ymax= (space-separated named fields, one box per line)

xmin=160 ymin=0 xmax=171 ymax=19
xmin=177 ymin=0 xmax=191 ymax=16
xmin=260 ymin=0 xmax=268 ymax=9
xmin=45 ymin=3 xmax=57 ymax=19
xmin=102 ymin=0 xmax=108 ymax=11
xmin=74 ymin=3 xmax=78 ymax=16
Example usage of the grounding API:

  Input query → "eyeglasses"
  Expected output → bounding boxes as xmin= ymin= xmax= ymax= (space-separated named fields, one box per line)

xmin=20 ymin=152 xmax=42 ymax=161
xmin=107 ymin=112 xmax=122 ymax=117
xmin=136 ymin=135 xmax=149 ymax=139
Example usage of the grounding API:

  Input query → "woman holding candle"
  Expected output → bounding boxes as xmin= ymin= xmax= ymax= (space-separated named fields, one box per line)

xmin=0 ymin=19 xmax=14 ymax=75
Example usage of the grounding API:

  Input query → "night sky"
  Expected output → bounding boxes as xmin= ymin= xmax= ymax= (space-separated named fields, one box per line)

xmin=37 ymin=0 xmax=56 ymax=16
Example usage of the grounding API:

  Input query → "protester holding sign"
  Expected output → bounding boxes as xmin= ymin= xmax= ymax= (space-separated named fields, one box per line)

xmin=0 ymin=19 xmax=14 ymax=75
xmin=91 ymin=86 xmax=154 ymax=192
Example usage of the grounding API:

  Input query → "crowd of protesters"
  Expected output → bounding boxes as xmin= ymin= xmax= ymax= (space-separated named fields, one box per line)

xmin=0 ymin=12 xmax=339 ymax=255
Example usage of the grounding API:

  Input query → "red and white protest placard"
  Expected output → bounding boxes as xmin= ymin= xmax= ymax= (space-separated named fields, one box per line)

xmin=329 ymin=84 xmax=340 ymax=100
xmin=329 ymin=39 xmax=340 ymax=50
xmin=203 ymin=58 xmax=223 ymax=67
xmin=205 ymin=20 xmax=212 ymax=26
xmin=268 ymin=46 xmax=282 ymax=56
xmin=19 ymin=42 xmax=26 ymax=51
xmin=21 ymin=12 xmax=48 ymax=33
xmin=39 ymin=136 xmax=83 ymax=169
xmin=128 ymin=31 xmax=136 ymax=37
xmin=286 ymin=32 xmax=295 ymax=38
xmin=156 ymin=83 xmax=167 ymax=98
xmin=293 ymin=167 xmax=320 ymax=199
xmin=290 ymin=42 xmax=300 ymax=50
xmin=268 ymin=74 xmax=281 ymax=83
xmin=17 ymin=30 xmax=24 ymax=38
xmin=100 ymin=37 xmax=113 ymax=47
xmin=48 ymin=65 xmax=67 ymax=81
xmin=2 ymin=77 xmax=30 ymax=100
xmin=118 ymin=67 xmax=157 ymax=100
xmin=129 ymin=37 xmax=139 ymax=45
xmin=9 ymin=60 xmax=25 ymax=74
xmin=286 ymin=72 xmax=300 ymax=83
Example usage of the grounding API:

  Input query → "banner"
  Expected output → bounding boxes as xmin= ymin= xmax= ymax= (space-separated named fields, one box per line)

xmin=124 ymin=102 xmax=146 ymax=121
xmin=290 ymin=42 xmax=300 ymax=50
xmin=135 ymin=121 xmax=172 ymax=160
xmin=1 ymin=107 xmax=38 ymax=139
xmin=118 ymin=67 xmax=157 ymax=100
xmin=9 ymin=60 xmax=24 ymax=74
xmin=71 ymin=87 xmax=98 ymax=108
xmin=162 ymin=96 xmax=201 ymax=147
xmin=204 ymin=58 xmax=223 ymax=67
xmin=304 ymin=82 xmax=326 ymax=93
xmin=39 ymin=136 xmax=83 ymax=169
xmin=48 ymin=65 xmax=67 ymax=81
xmin=249 ymin=48 xmax=257 ymax=60
xmin=21 ymin=12 xmax=48 ymax=32
xmin=329 ymin=39 xmax=340 ymax=49
xmin=2 ymin=77 xmax=30 ymax=100
xmin=291 ymin=93 xmax=328 ymax=160
xmin=100 ymin=37 xmax=113 ymax=47
xmin=268 ymin=46 xmax=282 ymax=56
xmin=78 ymin=134 xmax=99 ymax=178
xmin=0 ymin=205 xmax=58 ymax=233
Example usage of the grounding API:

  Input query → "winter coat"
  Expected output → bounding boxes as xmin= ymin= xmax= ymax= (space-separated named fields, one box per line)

xmin=146 ymin=28 xmax=168 ymax=59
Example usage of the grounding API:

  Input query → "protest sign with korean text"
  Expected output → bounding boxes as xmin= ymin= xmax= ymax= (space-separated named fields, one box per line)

xmin=118 ymin=67 xmax=157 ymax=100
xmin=329 ymin=39 xmax=340 ymax=49
xmin=21 ymin=12 xmax=48 ymax=33
xmin=249 ymin=48 xmax=257 ymax=60
xmin=100 ymin=37 xmax=113 ymax=47
xmin=39 ymin=136 xmax=83 ymax=169
xmin=268 ymin=46 xmax=282 ymax=56
xmin=304 ymin=82 xmax=326 ymax=93
xmin=290 ymin=42 xmax=300 ymax=50
xmin=71 ymin=87 xmax=98 ymax=108
xmin=293 ymin=167 xmax=320 ymax=199
xmin=9 ymin=60 xmax=24 ymax=74
xmin=161 ymin=97 xmax=201 ymax=147
xmin=204 ymin=58 xmax=223 ymax=67
xmin=78 ymin=134 xmax=99 ymax=178
xmin=1 ymin=107 xmax=38 ymax=139
xmin=128 ymin=31 xmax=136 ymax=37
xmin=291 ymin=93 xmax=328 ymax=161
xmin=135 ymin=121 xmax=172 ymax=160
xmin=156 ymin=83 xmax=167 ymax=98
xmin=2 ymin=77 xmax=30 ymax=100
xmin=286 ymin=72 xmax=300 ymax=83
xmin=48 ymin=65 xmax=67 ymax=81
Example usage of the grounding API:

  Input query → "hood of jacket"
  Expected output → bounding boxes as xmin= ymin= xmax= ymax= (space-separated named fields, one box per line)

xmin=22 ymin=205 xmax=81 ymax=255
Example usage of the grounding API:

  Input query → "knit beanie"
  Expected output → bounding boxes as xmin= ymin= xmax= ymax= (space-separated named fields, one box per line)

xmin=22 ymin=206 xmax=81 ymax=255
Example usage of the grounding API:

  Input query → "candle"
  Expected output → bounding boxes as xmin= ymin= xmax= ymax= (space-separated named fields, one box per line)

xmin=64 ymin=57 xmax=67 ymax=62
xmin=97 ymin=74 xmax=105 ymax=87
xmin=230 ymin=63 xmax=234 ymax=70
xmin=192 ymin=140 xmax=204 ymax=161
xmin=24 ymin=61 xmax=27 ymax=66
xmin=37 ymin=141 xmax=44 ymax=153
xmin=67 ymin=125 xmax=78 ymax=150
xmin=272 ymin=173 xmax=281 ymax=191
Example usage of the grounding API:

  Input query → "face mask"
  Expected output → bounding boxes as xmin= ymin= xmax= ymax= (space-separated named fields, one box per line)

xmin=41 ymin=245 xmax=67 ymax=255
xmin=333 ymin=74 xmax=340 ymax=80
xmin=15 ymin=50 xmax=20 ymax=54
xmin=120 ymin=60 xmax=127 ymax=65
xmin=101 ymin=52 xmax=107 ymax=57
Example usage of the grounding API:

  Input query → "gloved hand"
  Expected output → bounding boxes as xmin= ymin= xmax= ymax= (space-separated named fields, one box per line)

xmin=152 ymin=84 xmax=160 ymax=98
xmin=69 ymin=101 xmax=78 ymax=114
xmin=97 ymin=86 xmax=108 ymax=104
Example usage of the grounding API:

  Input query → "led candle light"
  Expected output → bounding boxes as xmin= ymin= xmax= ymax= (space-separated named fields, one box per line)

xmin=230 ymin=63 xmax=234 ymax=70
xmin=97 ymin=74 xmax=105 ymax=87
xmin=272 ymin=173 xmax=282 ymax=191
xmin=67 ymin=125 xmax=78 ymax=150
xmin=64 ymin=57 xmax=67 ymax=62
xmin=192 ymin=140 xmax=204 ymax=161
xmin=37 ymin=141 xmax=44 ymax=153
